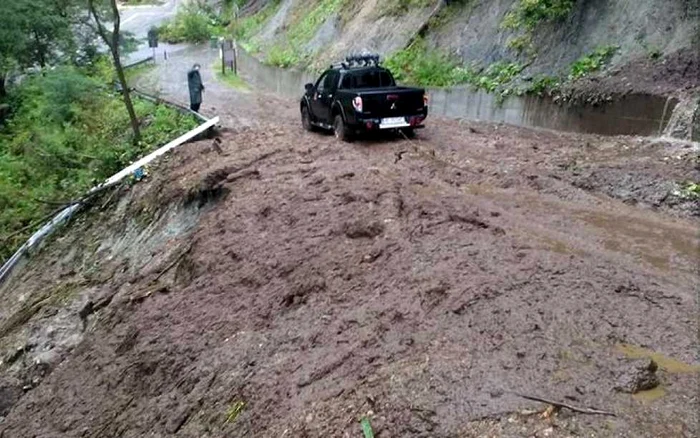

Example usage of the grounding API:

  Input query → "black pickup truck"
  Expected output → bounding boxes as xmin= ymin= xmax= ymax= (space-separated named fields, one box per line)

xmin=300 ymin=55 xmax=428 ymax=141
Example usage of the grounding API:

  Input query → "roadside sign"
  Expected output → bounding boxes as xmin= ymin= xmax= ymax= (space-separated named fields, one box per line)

xmin=148 ymin=28 xmax=158 ymax=48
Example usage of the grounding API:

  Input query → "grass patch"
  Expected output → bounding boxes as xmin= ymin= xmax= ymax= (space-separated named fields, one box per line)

xmin=261 ymin=0 xmax=344 ymax=68
xmin=0 ymin=63 xmax=198 ymax=261
xmin=211 ymin=62 xmax=249 ymax=90
xmin=233 ymin=0 xmax=282 ymax=42
xmin=225 ymin=401 xmax=246 ymax=424
xmin=384 ymin=38 xmax=526 ymax=95
xmin=125 ymin=60 xmax=156 ymax=82
xmin=502 ymin=0 xmax=577 ymax=55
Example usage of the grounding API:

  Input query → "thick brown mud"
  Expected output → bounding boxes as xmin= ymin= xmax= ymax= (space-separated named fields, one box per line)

xmin=0 ymin=66 xmax=698 ymax=437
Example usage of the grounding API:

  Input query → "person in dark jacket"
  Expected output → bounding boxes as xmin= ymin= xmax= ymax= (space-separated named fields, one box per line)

xmin=187 ymin=64 xmax=204 ymax=112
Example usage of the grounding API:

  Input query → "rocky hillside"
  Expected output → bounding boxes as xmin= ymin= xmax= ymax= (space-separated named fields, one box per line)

xmin=236 ymin=0 xmax=699 ymax=98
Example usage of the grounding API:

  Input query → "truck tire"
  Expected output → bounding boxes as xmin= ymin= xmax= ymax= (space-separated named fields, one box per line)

xmin=301 ymin=105 xmax=315 ymax=132
xmin=333 ymin=114 xmax=353 ymax=142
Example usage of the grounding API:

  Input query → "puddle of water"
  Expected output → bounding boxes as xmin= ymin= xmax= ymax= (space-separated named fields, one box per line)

xmin=617 ymin=344 xmax=700 ymax=374
xmin=576 ymin=211 xmax=699 ymax=273
xmin=633 ymin=386 xmax=667 ymax=403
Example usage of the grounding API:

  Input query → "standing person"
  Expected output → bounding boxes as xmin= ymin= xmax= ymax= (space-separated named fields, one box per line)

xmin=187 ymin=64 xmax=204 ymax=112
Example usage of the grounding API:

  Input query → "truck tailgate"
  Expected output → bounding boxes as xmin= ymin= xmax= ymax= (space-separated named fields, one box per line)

xmin=356 ymin=88 xmax=425 ymax=118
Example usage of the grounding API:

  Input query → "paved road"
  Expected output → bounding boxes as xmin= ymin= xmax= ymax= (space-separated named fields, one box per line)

xmin=119 ymin=1 xmax=290 ymax=128
xmin=120 ymin=0 xmax=188 ymax=64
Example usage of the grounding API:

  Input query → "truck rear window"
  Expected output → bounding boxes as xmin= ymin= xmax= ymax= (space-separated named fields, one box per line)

xmin=341 ymin=70 xmax=395 ymax=89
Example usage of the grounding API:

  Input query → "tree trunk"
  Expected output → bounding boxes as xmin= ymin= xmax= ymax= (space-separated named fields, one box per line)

xmin=89 ymin=0 xmax=141 ymax=143
xmin=110 ymin=46 xmax=141 ymax=143
xmin=0 ymin=74 xmax=6 ymax=99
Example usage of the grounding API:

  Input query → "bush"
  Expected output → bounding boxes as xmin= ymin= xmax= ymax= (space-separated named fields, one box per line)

xmin=384 ymin=39 xmax=463 ymax=87
xmin=569 ymin=45 xmax=618 ymax=80
xmin=0 ymin=67 xmax=198 ymax=260
xmin=158 ymin=2 xmax=219 ymax=43
xmin=502 ymin=0 xmax=576 ymax=31
xmin=384 ymin=39 xmax=525 ymax=93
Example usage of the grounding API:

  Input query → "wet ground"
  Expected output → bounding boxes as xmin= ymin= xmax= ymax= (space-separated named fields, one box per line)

xmin=0 ymin=44 xmax=698 ymax=437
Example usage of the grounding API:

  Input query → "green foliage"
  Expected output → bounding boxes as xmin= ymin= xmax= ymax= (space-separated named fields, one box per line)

xmin=502 ymin=0 xmax=576 ymax=31
xmin=157 ymin=1 xmax=221 ymax=43
xmin=524 ymin=74 xmax=560 ymax=96
xmin=384 ymin=39 xmax=461 ymax=87
xmin=568 ymin=45 xmax=618 ymax=80
xmin=288 ymin=0 xmax=343 ymax=47
xmin=502 ymin=0 xmax=576 ymax=56
xmin=262 ymin=0 xmax=343 ymax=68
xmin=674 ymin=181 xmax=700 ymax=200
xmin=506 ymin=34 xmax=534 ymax=55
xmin=265 ymin=45 xmax=303 ymax=68
xmin=1 ymin=0 xmax=88 ymax=94
xmin=384 ymin=38 xmax=525 ymax=95
xmin=225 ymin=401 xmax=246 ymax=424
xmin=233 ymin=0 xmax=281 ymax=42
xmin=0 ymin=68 xmax=198 ymax=260
xmin=212 ymin=62 xmax=249 ymax=90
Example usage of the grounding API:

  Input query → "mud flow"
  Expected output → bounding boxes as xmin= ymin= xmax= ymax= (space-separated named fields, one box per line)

xmin=1 ymin=67 xmax=698 ymax=437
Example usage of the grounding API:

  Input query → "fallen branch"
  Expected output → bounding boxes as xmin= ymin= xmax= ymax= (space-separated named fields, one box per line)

xmin=154 ymin=245 xmax=192 ymax=281
xmin=512 ymin=392 xmax=616 ymax=417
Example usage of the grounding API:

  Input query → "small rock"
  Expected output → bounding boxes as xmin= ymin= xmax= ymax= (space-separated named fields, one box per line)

xmin=614 ymin=358 xmax=660 ymax=393
xmin=342 ymin=220 xmax=384 ymax=239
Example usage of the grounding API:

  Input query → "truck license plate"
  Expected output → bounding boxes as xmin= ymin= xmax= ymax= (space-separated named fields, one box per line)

xmin=379 ymin=117 xmax=409 ymax=129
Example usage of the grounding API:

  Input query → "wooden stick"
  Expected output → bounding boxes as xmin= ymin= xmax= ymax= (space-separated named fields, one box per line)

xmin=512 ymin=392 xmax=616 ymax=417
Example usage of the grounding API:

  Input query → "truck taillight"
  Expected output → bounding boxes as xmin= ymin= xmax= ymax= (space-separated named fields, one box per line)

xmin=352 ymin=96 xmax=363 ymax=112
xmin=423 ymin=93 xmax=429 ymax=107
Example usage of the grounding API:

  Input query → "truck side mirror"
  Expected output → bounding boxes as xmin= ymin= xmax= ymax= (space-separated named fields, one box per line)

xmin=305 ymin=83 xmax=314 ymax=93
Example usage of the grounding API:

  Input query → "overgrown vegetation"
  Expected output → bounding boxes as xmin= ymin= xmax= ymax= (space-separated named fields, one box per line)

xmin=157 ymin=0 xmax=227 ymax=43
xmin=234 ymin=0 xmax=281 ymax=43
xmin=0 ymin=63 xmax=198 ymax=260
xmin=225 ymin=401 xmax=246 ymax=424
xmin=502 ymin=0 xmax=577 ymax=55
xmin=568 ymin=45 xmax=618 ymax=80
xmin=212 ymin=62 xmax=249 ymax=90
xmin=384 ymin=38 xmax=530 ymax=99
xmin=262 ymin=0 xmax=344 ymax=68
xmin=673 ymin=181 xmax=700 ymax=200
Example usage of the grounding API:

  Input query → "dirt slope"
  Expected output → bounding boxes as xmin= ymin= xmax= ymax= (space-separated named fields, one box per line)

xmin=0 ymin=93 xmax=697 ymax=437
xmin=247 ymin=0 xmax=699 ymax=93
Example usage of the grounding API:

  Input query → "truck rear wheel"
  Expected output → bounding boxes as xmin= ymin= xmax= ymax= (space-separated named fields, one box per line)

xmin=301 ymin=105 xmax=315 ymax=132
xmin=333 ymin=115 xmax=353 ymax=142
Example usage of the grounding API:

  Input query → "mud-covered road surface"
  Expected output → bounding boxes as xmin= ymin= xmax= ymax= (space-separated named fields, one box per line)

xmin=0 ymin=49 xmax=698 ymax=437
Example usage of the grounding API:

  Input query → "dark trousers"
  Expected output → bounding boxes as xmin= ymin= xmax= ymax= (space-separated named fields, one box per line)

xmin=190 ymin=103 xmax=201 ymax=112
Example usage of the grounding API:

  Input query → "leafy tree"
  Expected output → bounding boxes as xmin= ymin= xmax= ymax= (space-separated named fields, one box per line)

xmin=0 ymin=0 xmax=89 ymax=98
xmin=87 ymin=0 xmax=141 ymax=142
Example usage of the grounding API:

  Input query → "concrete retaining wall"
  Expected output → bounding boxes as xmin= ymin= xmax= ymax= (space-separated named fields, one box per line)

xmin=238 ymin=48 xmax=677 ymax=137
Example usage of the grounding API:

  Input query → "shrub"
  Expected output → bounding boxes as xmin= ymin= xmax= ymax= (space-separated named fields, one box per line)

xmin=158 ymin=2 xmax=219 ymax=43
xmin=569 ymin=45 xmax=618 ymax=80
xmin=502 ymin=0 xmax=576 ymax=31
xmin=0 ymin=67 xmax=198 ymax=260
